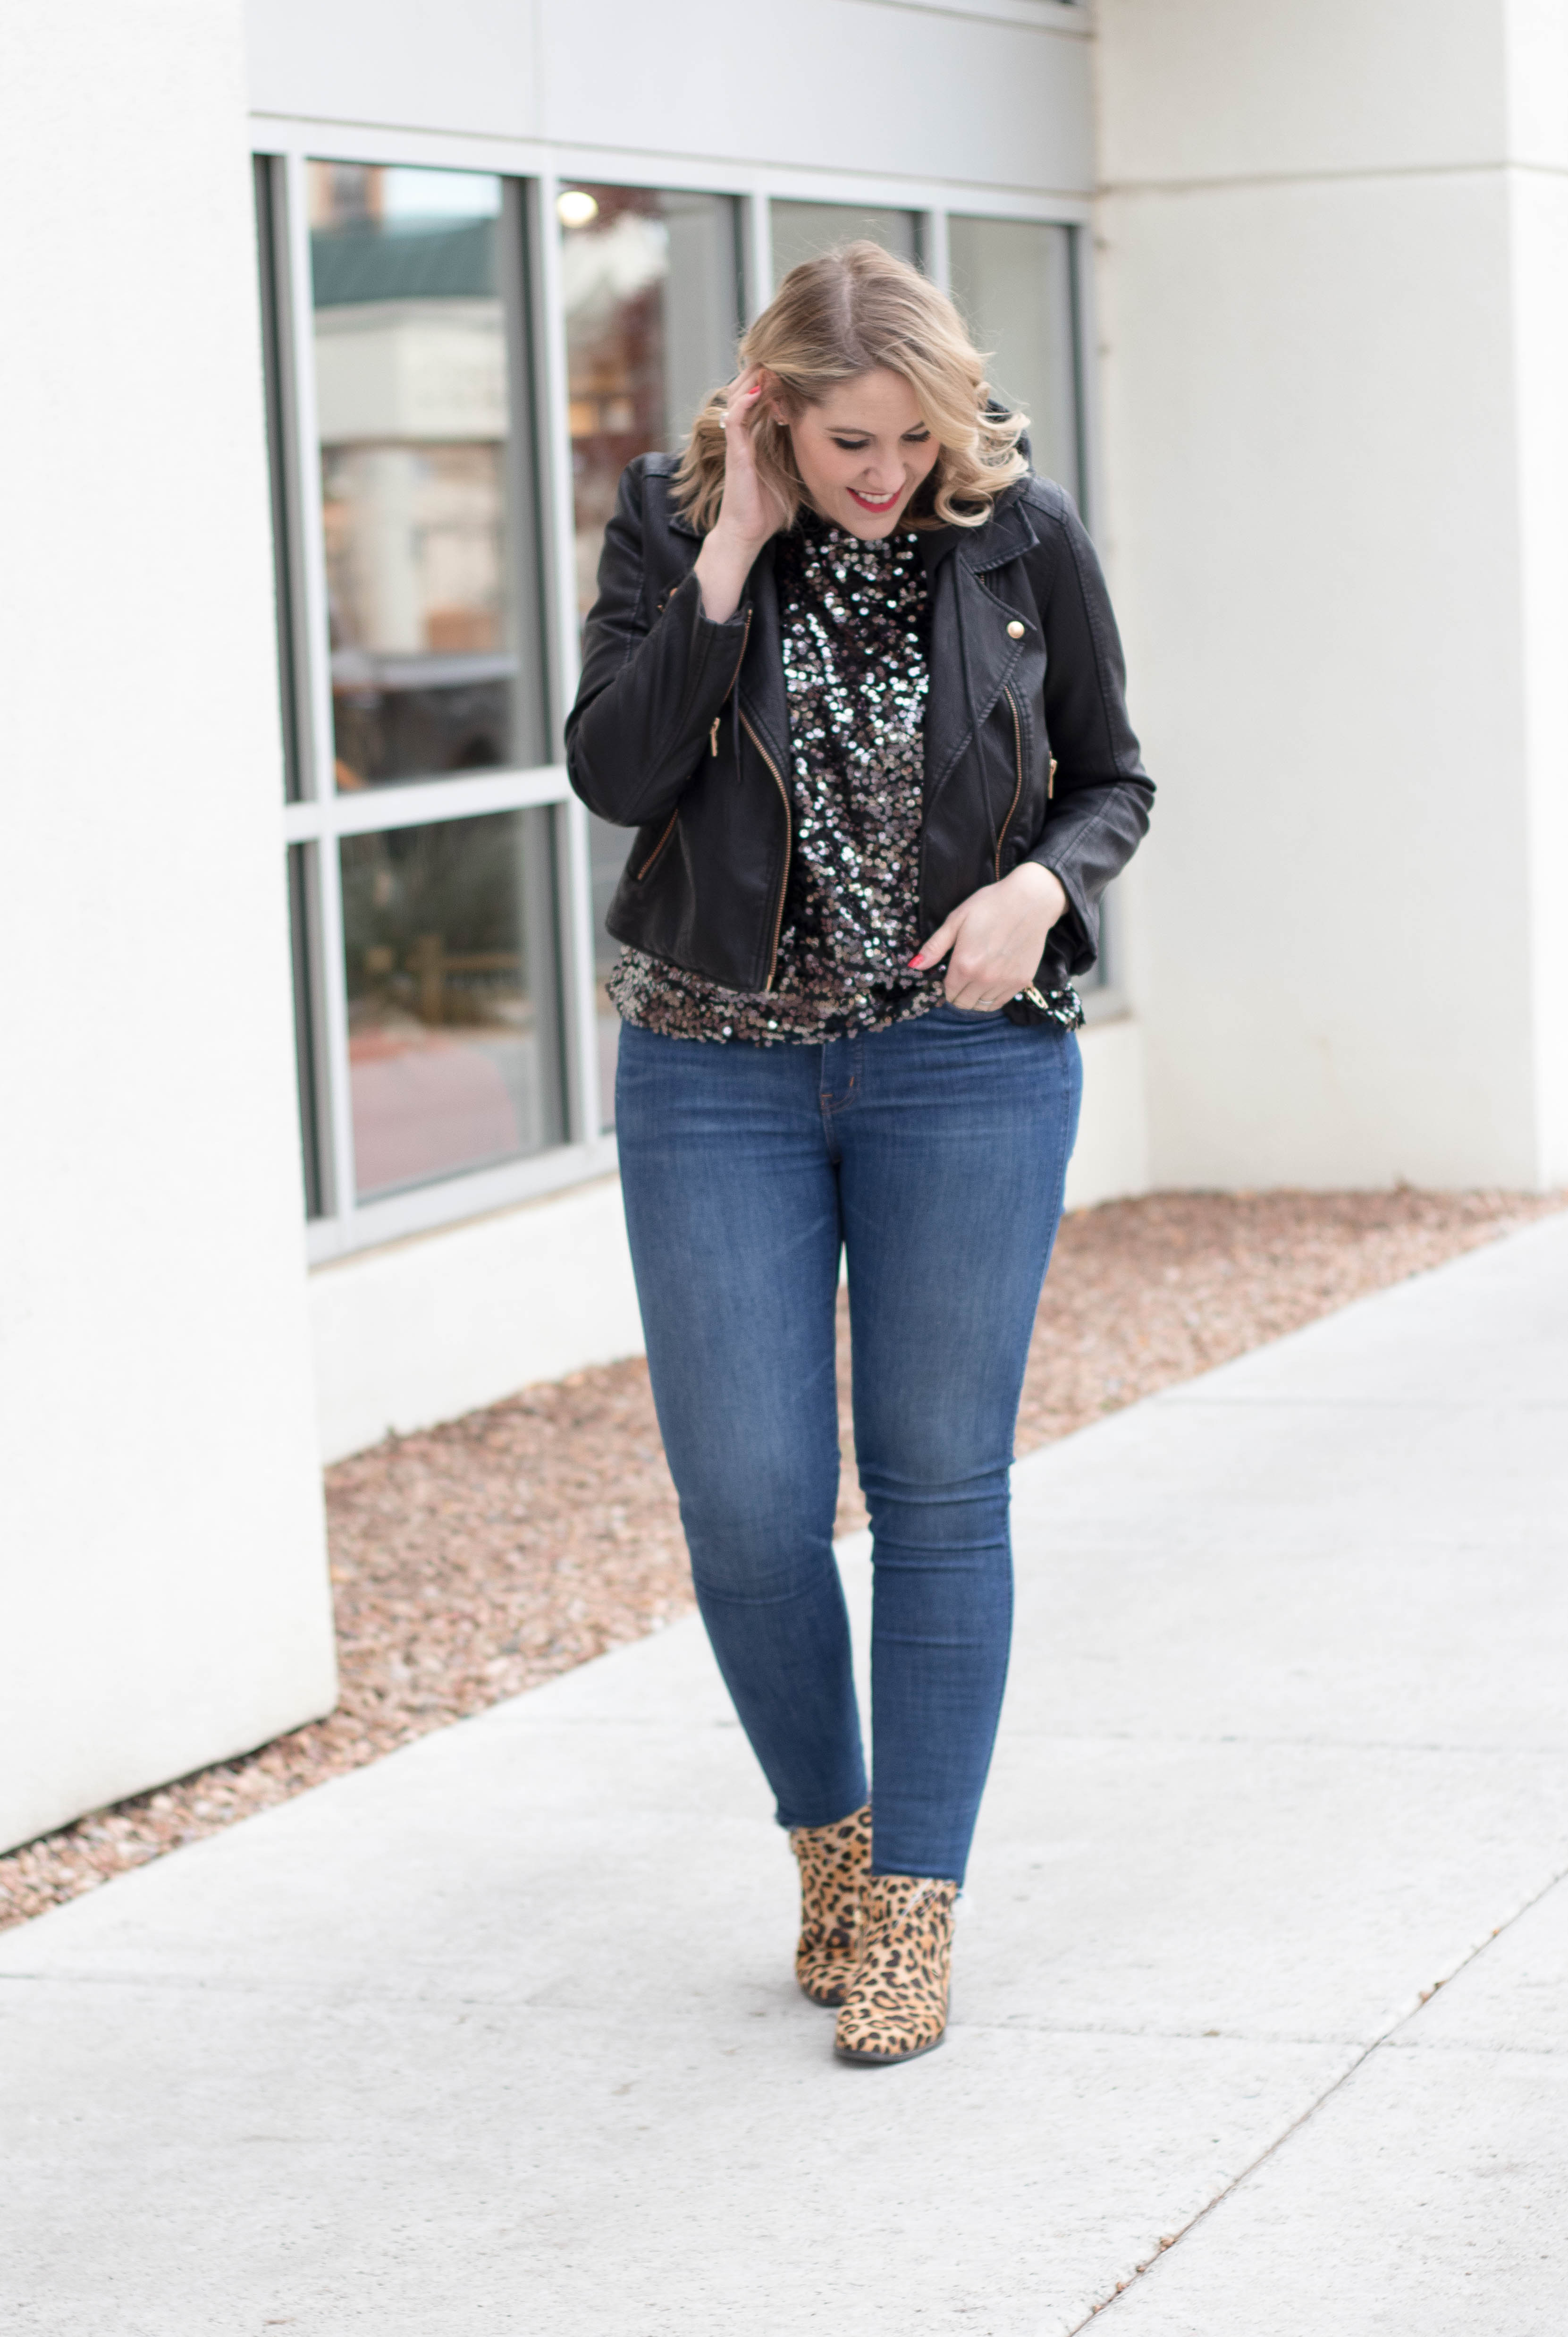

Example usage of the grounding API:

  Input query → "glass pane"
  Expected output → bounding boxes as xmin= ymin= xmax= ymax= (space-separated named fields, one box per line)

xmin=310 ymin=162 xmax=539 ymax=790
xmin=559 ymin=183 xmax=740 ymax=625
xmin=947 ymin=217 xmax=1079 ymax=498
xmin=769 ymin=202 xmax=919 ymax=288
xmin=559 ymin=182 xmax=740 ymax=1130
xmin=341 ymin=810 xmax=564 ymax=1200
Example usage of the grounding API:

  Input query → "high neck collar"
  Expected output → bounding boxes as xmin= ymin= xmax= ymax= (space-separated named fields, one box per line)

xmin=794 ymin=505 xmax=911 ymax=554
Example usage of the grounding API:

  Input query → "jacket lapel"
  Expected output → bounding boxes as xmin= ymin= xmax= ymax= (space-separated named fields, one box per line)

xmin=921 ymin=495 xmax=1036 ymax=804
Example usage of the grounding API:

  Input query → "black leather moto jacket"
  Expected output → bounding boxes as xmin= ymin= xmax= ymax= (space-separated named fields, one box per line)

xmin=566 ymin=454 xmax=1153 ymax=999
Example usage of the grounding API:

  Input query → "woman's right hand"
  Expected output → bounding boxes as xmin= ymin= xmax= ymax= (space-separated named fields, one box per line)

xmin=693 ymin=366 xmax=786 ymax=623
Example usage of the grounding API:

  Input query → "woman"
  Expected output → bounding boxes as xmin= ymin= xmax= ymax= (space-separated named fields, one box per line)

xmin=567 ymin=243 xmax=1151 ymax=2066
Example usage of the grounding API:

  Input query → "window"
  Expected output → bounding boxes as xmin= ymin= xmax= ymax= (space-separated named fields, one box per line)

xmin=310 ymin=164 xmax=547 ymax=787
xmin=945 ymin=217 xmax=1113 ymax=997
xmin=946 ymin=216 xmax=1082 ymax=501
xmin=557 ymin=183 xmax=742 ymax=1128
xmin=262 ymin=155 xmax=583 ymax=1255
xmin=770 ymin=201 xmax=920 ymax=287
xmin=340 ymin=808 xmax=563 ymax=1196
xmin=559 ymin=185 xmax=741 ymax=622
xmin=260 ymin=149 xmax=1096 ymax=1253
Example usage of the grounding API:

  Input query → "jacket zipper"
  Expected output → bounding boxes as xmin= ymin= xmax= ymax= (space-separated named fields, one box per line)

xmin=636 ymin=808 xmax=679 ymax=880
xmin=709 ymin=610 xmax=754 ymax=759
xmin=1002 ymin=693 xmax=1062 ymax=1015
xmin=640 ymin=610 xmax=756 ymax=875
xmin=995 ymin=686 xmax=1025 ymax=879
xmin=740 ymin=708 xmax=791 ymax=990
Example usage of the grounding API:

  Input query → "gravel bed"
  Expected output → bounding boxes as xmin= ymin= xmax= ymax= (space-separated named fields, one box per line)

xmin=3 ymin=1185 xmax=1560 ymax=1930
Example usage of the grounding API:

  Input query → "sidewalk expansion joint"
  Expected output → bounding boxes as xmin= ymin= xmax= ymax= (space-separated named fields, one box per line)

xmin=1065 ymin=1855 xmax=1568 ymax=2330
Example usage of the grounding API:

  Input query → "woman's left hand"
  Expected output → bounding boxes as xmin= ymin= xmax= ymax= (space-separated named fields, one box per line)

xmin=909 ymin=863 xmax=1069 ymax=1009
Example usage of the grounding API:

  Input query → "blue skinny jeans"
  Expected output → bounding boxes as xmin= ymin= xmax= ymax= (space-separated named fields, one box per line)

xmin=615 ymin=1003 xmax=1081 ymax=1884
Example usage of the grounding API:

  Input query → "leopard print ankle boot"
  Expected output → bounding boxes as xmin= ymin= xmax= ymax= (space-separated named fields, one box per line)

xmin=788 ymin=1804 xmax=872 ymax=2007
xmin=834 ymin=1872 xmax=959 ymax=2065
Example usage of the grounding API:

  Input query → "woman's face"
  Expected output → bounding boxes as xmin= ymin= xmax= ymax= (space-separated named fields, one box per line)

xmin=779 ymin=368 xmax=941 ymax=538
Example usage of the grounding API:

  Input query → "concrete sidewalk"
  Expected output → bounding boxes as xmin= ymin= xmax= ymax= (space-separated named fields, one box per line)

xmin=4 ymin=1216 xmax=1567 ymax=2336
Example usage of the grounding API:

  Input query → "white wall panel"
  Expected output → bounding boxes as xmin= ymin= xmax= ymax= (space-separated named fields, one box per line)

xmin=1096 ymin=0 xmax=1508 ymax=185
xmin=1098 ymin=167 xmax=1539 ymax=1188
xmin=245 ymin=0 xmax=1092 ymax=195
xmin=310 ymin=1177 xmax=643 ymax=1462
xmin=246 ymin=0 xmax=536 ymax=139
xmin=1505 ymin=0 xmax=1568 ymax=173
xmin=1063 ymin=1016 xmax=1150 ymax=1211
xmin=0 ymin=0 xmax=336 ymax=1852
xmin=537 ymin=0 xmax=1091 ymax=191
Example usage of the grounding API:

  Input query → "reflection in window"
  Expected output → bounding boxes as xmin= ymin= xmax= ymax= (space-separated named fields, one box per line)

xmin=559 ymin=183 xmax=741 ymax=622
xmin=341 ymin=811 xmax=564 ymax=1199
xmin=770 ymin=202 xmax=919 ymax=287
xmin=559 ymin=183 xmax=740 ymax=1129
xmin=947 ymin=218 xmax=1080 ymax=500
xmin=310 ymin=162 xmax=540 ymax=790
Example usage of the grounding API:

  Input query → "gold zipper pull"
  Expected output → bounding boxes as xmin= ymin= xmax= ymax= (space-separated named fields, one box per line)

xmin=710 ymin=717 xmax=721 ymax=757
xmin=1047 ymin=756 xmax=1057 ymax=801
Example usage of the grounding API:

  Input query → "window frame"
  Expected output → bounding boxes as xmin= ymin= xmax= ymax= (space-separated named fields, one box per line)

xmin=253 ymin=127 xmax=1110 ymax=1266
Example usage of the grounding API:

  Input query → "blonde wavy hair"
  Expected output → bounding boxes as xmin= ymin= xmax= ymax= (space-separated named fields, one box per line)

xmin=674 ymin=240 xmax=1028 ymax=534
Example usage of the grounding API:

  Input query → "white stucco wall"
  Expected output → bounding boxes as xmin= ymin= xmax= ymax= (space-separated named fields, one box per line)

xmin=0 ymin=0 xmax=336 ymax=1853
xmin=1087 ymin=1 xmax=1568 ymax=1190
xmin=1065 ymin=1013 xmax=1150 ymax=1213
xmin=311 ymin=1177 xmax=642 ymax=1461
xmin=245 ymin=0 xmax=1093 ymax=192
xmin=1095 ymin=0 xmax=1568 ymax=1190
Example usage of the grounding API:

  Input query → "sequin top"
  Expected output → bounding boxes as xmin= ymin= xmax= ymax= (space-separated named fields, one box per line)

xmin=608 ymin=513 xmax=945 ymax=1044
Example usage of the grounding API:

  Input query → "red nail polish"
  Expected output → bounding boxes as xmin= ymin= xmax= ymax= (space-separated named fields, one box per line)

xmin=907 ymin=954 xmax=923 ymax=968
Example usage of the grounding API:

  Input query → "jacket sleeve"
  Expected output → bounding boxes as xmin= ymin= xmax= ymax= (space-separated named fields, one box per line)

xmin=565 ymin=461 xmax=752 ymax=829
xmin=1024 ymin=491 xmax=1155 ymax=973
